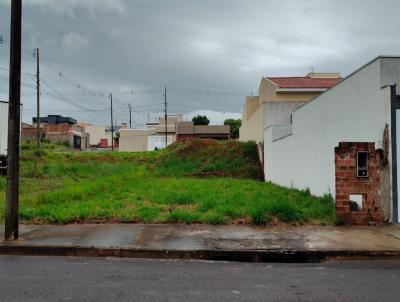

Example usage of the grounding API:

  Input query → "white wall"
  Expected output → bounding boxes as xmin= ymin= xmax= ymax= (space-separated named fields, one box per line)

xmin=0 ymin=102 xmax=8 ymax=156
xmin=239 ymin=105 xmax=263 ymax=142
xmin=85 ymin=125 xmax=111 ymax=146
xmin=263 ymin=101 xmax=307 ymax=129
xmin=119 ymin=128 xmax=156 ymax=152
xmin=148 ymin=135 xmax=174 ymax=151
xmin=264 ymin=57 xmax=394 ymax=196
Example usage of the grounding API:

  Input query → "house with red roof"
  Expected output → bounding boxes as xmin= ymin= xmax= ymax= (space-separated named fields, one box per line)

xmin=263 ymin=56 xmax=400 ymax=225
xmin=239 ymin=72 xmax=341 ymax=143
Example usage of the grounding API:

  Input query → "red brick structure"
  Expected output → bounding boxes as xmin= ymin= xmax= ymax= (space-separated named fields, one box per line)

xmin=41 ymin=124 xmax=88 ymax=149
xmin=335 ymin=142 xmax=384 ymax=225
xmin=21 ymin=123 xmax=44 ymax=141
xmin=99 ymin=139 xmax=109 ymax=148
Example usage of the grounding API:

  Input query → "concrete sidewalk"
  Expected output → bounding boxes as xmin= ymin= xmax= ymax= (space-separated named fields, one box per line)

xmin=2 ymin=224 xmax=400 ymax=262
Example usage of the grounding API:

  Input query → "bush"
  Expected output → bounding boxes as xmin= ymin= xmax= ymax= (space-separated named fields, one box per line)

xmin=0 ymin=176 xmax=5 ymax=191
xmin=138 ymin=206 xmax=160 ymax=223
xmin=21 ymin=141 xmax=35 ymax=151
xmin=33 ymin=148 xmax=48 ymax=158
xmin=242 ymin=141 xmax=259 ymax=160
xmin=269 ymin=201 xmax=302 ymax=222
xmin=251 ymin=205 xmax=269 ymax=225
xmin=168 ymin=209 xmax=200 ymax=224
xmin=205 ymin=212 xmax=226 ymax=225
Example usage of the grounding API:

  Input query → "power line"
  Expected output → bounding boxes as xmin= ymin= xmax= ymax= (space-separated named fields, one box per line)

xmin=0 ymin=66 xmax=35 ymax=76
xmin=40 ymin=78 xmax=108 ymax=115
xmin=0 ymin=74 xmax=36 ymax=89
xmin=168 ymin=89 xmax=250 ymax=96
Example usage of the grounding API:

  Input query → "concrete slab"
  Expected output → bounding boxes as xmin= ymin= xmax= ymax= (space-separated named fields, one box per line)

xmin=1 ymin=224 xmax=400 ymax=262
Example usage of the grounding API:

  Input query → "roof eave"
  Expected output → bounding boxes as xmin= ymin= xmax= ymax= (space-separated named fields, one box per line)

xmin=276 ymin=87 xmax=328 ymax=93
xmin=264 ymin=77 xmax=280 ymax=88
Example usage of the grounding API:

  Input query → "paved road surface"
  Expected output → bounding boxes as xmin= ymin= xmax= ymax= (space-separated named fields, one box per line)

xmin=1 ymin=256 xmax=399 ymax=301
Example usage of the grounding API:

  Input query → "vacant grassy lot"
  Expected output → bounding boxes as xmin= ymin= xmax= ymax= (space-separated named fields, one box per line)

xmin=0 ymin=140 xmax=336 ymax=225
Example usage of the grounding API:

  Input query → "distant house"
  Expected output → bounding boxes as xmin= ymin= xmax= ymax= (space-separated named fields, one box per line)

xmin=119 ymin=115 xmax=183 ymax=152
xmin=239 ymin=73 xmax=341 ymax=143
xmin=119 ymin=128 xmax=157 ymax=152
xmin=147 ymin=116 xmax=183 ymax=150
xmin=32 ymin=115 xmax=89 ymax=149
xmin=176 ymin=122 xmax=230 ymax=142
xmin=79 ymin=123 xmax=112 ymax=148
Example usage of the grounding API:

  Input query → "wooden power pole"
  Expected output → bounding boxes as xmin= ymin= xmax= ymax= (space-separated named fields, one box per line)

xmin=5 ymin=0 xmax=22 ymax=240
xmin=129 ymin=103 xmax=132 ymax=128
xmin=110 ymin=93 xmax=114 ymax=151
xmin=35 ymin=48 xmax=40 ymax=148
xmin=164 ymin=86 xmax=167 ymax=148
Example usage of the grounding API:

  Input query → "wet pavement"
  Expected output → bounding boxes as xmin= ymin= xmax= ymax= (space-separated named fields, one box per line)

xmin=2 ymin=256 xmax=400 ymax=302
xmin=1 ymin=224 xmax=400 ymax=261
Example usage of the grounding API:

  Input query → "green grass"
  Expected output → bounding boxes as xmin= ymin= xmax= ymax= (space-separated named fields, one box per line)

xmin=0 ymin=140 xmax=336 ymax=225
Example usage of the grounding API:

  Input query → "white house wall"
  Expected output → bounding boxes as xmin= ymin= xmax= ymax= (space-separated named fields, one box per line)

xmin=85 ymin=125 xmax=111 ymax=146
xmin=239 ymin=105 xmax=264 ymax=143
xmin=0 ymin=102 xmax=8 ymax=156
xmin=264 ymin=57 xmax=394 ymax=197
xmin=263 ymin=101 xmax=307 ymax=129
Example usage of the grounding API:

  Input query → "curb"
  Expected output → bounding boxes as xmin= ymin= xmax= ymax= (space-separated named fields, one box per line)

xmin=2 ymin=245 xmax=400 ymax=263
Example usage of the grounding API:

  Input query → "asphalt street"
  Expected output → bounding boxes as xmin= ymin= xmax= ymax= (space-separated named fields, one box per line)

xmin=1 ymin=256 xmax=399 ymax=302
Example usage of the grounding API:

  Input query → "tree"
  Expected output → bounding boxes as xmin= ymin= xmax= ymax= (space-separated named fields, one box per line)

xmin=224 ymin=118 xmax=241 ymax=139
xmin=192 ymin=115 xmax=210 ymax=125
xmin=115 ymin=131 xmax=120 ymax=144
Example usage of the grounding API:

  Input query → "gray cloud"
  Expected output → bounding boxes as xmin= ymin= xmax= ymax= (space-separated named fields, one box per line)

xmin=0 ymin=0 xmax=400 ymax=125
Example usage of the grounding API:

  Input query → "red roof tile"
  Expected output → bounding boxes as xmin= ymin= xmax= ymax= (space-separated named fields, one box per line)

xmin=267 ymin=77 xmax=342 ymax=89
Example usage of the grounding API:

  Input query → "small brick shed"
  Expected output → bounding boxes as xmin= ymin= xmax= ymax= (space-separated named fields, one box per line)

xmin=335 ymin=142 xmax=385 ymax=225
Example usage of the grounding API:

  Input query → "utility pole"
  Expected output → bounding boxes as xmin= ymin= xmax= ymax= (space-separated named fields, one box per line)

xmin=164 ymin=86 xmax=167 ymax=148
xmin=110 ymin=93 xmax=114 ymax=151
xmin=34 ymin=48 xmax=40 ymax=148
xmin=129 ymin=103 xmax=132 ymax=128
xmin=5 ymin=0 xmax=22 ymax=240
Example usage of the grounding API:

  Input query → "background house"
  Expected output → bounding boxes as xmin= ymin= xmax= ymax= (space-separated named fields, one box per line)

xmin=239 ymin=73 xmax=341 ymax=143
xmin=119 ymin=115 xmax=183 ymax=152
xmin=264 ymin=56 xmax=400 ymax=224
xmin=147 ymin=115 xmax=183 ymax=150
xmin=119 ymin=128 xmax=156 ymax=152
xmin=32 ymin=115 xmax=89 ymax=149
xmin=78 ymin=123 xmax=112 ymax=148
xmin=176 ymin=121 xmax=230 ymax=141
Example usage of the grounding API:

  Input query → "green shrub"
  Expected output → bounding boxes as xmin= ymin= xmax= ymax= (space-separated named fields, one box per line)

xmin=32 ymin=148 xmax=48 ymax=158
xmin=168 ymin=209 xmax=200 ymax=224
xmin=0 ymin=176 xmax=5 ymax=191
xmin=269 ymin=201 xmax=302 ymax=222
xmin=204 ymin=211 xmax=226 ymax=225
xmin=138 ymin=206 xmax=160 ymax=223
xmin=21 ymin=141 xmax=35 ymax=150
xmin=251 ymin=204 xmax=269 ymax=225
xmin=242 ymin=141 xmax=259 ymax=160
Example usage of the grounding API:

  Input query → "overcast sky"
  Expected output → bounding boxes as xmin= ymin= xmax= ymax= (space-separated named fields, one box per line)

xmin=1 ymin=0 xmax=400 ymax=126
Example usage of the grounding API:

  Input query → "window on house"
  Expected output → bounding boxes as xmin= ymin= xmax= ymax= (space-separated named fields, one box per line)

xmin=357 ymin=152 xmax=368 ymax=178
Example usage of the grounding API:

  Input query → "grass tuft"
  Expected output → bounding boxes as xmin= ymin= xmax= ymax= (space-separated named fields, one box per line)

xmin=168 ymin=209 xmax=200 ymax=224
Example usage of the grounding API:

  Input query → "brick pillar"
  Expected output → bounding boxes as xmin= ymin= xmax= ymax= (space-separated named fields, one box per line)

xmin=335 ymin=142 xmax=383 ymax=225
